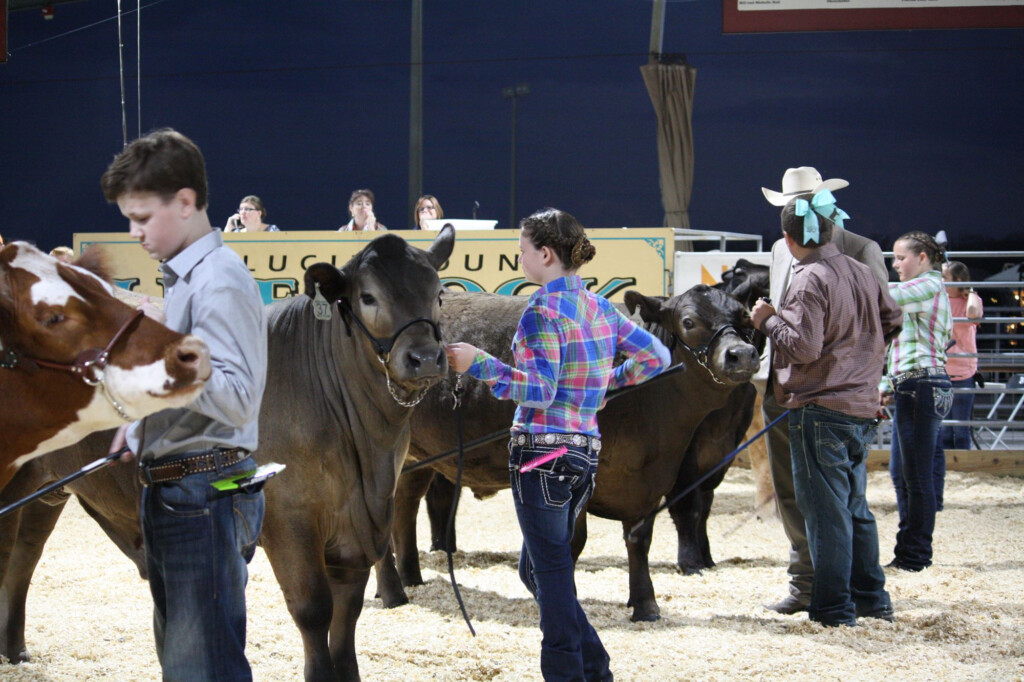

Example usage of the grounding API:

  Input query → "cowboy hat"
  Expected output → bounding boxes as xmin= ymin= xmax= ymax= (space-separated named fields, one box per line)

xmin=761 ymin=167 xmax=849 ymax=207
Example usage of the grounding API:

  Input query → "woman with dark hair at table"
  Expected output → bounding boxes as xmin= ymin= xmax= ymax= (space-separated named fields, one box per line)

xmin=225 ymin=195 xmax=279 ymax=232
xmin=339 ymin=189 xmax=387 ymax=231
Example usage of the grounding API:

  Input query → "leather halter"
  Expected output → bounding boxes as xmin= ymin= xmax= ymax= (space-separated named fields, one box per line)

xmin=670 ymin=323 xmax=747 ymax=385
xmin=337 ymin=299 xmax=442 ymax=408
xmin=0 ymin=308 xmax=146 ymax=419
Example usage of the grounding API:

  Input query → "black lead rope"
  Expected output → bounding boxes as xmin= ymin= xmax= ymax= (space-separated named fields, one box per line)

xmin=445 ymin=377 xmax=476 ymax=636
xmin=0 ymin=446 xmax=130 ymax=520
xmin=437 ymin=364 xmax=689 ymax=637
xmin=624 ymin=410 xmax=790 ymax=543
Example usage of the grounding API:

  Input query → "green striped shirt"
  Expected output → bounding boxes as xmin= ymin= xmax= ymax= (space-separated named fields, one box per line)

xmin=883 ymin=269 xmax=951 ymax=390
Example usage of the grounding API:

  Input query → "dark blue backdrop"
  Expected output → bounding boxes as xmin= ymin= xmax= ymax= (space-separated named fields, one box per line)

xmin=1 ymin=1 xmax=1022 ymax=269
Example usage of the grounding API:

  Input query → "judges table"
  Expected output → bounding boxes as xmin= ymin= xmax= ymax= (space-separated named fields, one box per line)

xmin=74 ymin=228 xmax=675 ymax=304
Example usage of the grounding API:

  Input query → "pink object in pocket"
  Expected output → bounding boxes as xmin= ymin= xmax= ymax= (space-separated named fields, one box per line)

xmin=518 ymin=445 xmax=568 ymax=473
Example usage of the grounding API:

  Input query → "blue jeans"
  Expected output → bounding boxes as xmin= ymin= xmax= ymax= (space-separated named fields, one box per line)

xmin=141 ymin=454 xmax=265 ymax=682
xmin=934 ymin=377 xmax=975 ymax=510
xmin=789 ymin=404 xmax=890 ymax=626
xmin=509 ymin=439 xmax=612 ymax=682
xmin=941 ymin=376 xmax=976 ymax=451
xmin=889 ymin=375 xmax=953 ymax=570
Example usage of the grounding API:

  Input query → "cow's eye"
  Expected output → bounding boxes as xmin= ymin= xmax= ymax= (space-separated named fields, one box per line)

xmin=682 ymin=318 xmax=695 ymax=330
xmin=359 ymin=293 xmax=377 ymax=306
xmin=437 ymin=291 xmax=444 ymax=307
xmin=43 ymin=313 xmax=65 ymax=327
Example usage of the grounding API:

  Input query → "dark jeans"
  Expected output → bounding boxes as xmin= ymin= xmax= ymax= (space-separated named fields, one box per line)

xmin=141 ymin=454 xmax=265 ymax=682
xmin=509 ymin=438 xmax=612 ymax=682
xmin=789 ymin=403 xmax=890 ymax=626
xmin=934 ymin=377 xmax=976 ymax=510
xmin=889 ymin=375 xmax=953 ymax=570
xmin=941 ymin=376 xmax=977 ymax=450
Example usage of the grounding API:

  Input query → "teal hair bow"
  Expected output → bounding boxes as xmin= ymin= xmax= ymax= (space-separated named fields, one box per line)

xmin=793 ymin=188 xmax=850 ymax=244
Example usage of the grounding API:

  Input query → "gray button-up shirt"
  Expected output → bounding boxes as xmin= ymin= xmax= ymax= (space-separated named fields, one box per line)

xmin=128 ymin=230 xmax=267 ymax=461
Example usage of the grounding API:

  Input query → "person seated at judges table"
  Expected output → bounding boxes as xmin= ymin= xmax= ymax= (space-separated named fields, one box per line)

xmin=751 ymin=190 xmax=902 ymax=627
xmin=338 ymin=189 xmax=387 ymax=231
xmin=412 ymin=194 xmax=444 ymax=230
xmin=225 ymin=195 xmax=279 ymax=232
xmin=50 ymin=245 xmax=75 ymax=263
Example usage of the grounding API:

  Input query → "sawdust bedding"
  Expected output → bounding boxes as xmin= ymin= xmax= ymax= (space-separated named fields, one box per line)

xmin=2 ymin=467 xmax=1022 ymax=681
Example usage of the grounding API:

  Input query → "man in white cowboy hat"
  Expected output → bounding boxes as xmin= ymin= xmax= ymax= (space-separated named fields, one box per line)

xmin=757 ymin=166 xmax=889 ymax=615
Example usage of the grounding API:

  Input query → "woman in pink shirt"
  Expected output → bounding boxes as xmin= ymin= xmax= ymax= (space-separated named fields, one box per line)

xmin=940 ymin=261 xmax=983 ymax=455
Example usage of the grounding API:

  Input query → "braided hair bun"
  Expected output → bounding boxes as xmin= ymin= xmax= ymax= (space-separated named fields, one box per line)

xmin=896 ymin=230 xmax=946 ymax=269
xmin=520 ymin=208 xmax=595 ymax=271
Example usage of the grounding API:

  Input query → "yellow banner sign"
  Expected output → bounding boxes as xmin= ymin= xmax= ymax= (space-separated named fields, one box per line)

xmin=75 ymin=229 xmax=674 ymax=304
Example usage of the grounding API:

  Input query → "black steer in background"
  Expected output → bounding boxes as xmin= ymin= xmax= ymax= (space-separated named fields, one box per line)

xmin=379 ymin=284 xmax=760 ymax=622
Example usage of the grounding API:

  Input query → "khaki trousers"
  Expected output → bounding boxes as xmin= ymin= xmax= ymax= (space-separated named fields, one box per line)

xmin=763 ymin=387 xmax=813 ymax=600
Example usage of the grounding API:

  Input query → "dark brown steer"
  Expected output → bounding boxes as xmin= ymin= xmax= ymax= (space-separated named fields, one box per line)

xmin=379 ymin=284 xmax=760 ymax=622
xmin=0 ymin=242 xmax=210 ymax=491
xmin=246 ymin=228 xmax=454 ymax=681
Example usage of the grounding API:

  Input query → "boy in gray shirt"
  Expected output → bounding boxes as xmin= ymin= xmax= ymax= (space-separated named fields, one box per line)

xmin=103 ymin=129 xmax=267 ymax=680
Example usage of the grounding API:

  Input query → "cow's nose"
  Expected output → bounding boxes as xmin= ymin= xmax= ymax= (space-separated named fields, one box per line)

xmin=173 ymin=335 xmax=212 ymax=382
xmin=724 ymin=344 xmax=758 ymax=369
xmin=404 ymin=346 xmax=446 ymax=376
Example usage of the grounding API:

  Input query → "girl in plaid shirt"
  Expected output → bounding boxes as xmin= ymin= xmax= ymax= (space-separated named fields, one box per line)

xmin=884 ymin=231 xmax=952 ymax=572
xmin=446 ymin=208 xmax=669 ymax=681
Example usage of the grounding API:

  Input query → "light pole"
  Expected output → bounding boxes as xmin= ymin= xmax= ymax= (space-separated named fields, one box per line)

xmin=409 ymin=0 xmax=423 ymax=223
xmin=502 ymin=83 xmax=529 ymax=229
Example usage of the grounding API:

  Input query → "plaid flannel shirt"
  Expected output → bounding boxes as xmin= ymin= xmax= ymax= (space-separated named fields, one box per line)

xmin=882 ymin=269 xmax=951 ymax=392
xmin=467 ymin=275 xmax=670 ymax=437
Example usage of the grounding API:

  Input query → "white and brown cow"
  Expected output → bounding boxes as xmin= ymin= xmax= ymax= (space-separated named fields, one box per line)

xmin=1 ymin=229 xmax=456 ymax=679
xmin=0 ymin=241 xmax=210 ymax=490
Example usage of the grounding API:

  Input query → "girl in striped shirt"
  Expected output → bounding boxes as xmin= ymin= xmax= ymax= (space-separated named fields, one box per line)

xmin=884 ymin=231 xmax=952 ymax=572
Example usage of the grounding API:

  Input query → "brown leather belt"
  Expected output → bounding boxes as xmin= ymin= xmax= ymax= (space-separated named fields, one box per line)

xmin=138 ymin=448 xmax=250 ymax=487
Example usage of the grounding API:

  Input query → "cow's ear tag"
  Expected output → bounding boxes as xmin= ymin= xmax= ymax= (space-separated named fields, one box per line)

xmin=313 ymin=282 xmax=333 ymax=321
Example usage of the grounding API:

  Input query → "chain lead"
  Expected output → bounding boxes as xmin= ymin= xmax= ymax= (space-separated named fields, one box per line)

xmin=451 ymin=373 xmax=464 ymax=410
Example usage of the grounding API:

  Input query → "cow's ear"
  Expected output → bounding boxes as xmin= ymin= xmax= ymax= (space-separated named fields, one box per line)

xmin=74 ymin=245 xmax=113 ymax=283
xmin=304 ymin=263 xmax=347 ymax=303
xmin=738 ymin=306 xmax=754 ymax=328
xmin=624 ymin=290 xmax=667 ymax=322
xmin=728 ymin=279 xmax=753 ymax=304
xmin=426 ymin=224 xmax=455 ymax=270
xmin=0 ymin=262 xmax=10 ymax=304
